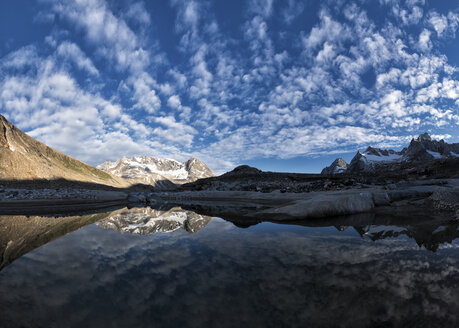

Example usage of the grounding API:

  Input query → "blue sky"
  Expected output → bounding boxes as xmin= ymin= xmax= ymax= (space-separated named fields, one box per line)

xmin=0 ymin=0 xmax=458 ymax=173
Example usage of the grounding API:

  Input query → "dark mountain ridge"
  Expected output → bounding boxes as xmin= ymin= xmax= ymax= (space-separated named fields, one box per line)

xmin=322 ymin=133 xmax=459 ymax=175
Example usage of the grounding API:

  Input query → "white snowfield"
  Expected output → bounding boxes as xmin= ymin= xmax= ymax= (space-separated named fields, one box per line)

xmin=97 ymin=156 xmax=214 ymax=185
xmin=333 ymin=166 xmax=347 ymax=173
xmin=426 ymin=150 xmax=442 ymax=159
xmin=124 ymin=159 xmax=189 ymax=180
xmin=361 ymin=152 xmax=402 ymax=163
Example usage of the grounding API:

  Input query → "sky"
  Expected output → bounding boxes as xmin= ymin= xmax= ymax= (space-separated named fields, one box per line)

xmin=0 ymin=0 xmax=458 ymax=174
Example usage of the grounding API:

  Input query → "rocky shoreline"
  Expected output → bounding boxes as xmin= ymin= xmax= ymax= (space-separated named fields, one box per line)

xmin=0 ymin=177 xmax=457 ymax=219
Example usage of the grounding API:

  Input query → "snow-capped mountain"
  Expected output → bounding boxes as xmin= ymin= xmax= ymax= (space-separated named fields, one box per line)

xmin=322 ymin=133 xmax=459 ymax=174
xmin=97 ymin=156 xmax=215 ymax=187
xmin=96 ymin=207 xmax=213 ymax=234
xmin=321 ymin=158 xmax=348 ymax=175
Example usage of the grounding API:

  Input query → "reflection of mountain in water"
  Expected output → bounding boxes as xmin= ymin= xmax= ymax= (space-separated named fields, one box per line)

xmin=179 ymin=203 xmax=459 ymax=252
xmin=353 ymin=222 xmax=459 ymax=252
xmin=0 ymin=204 xmax=458 ymax=272
xmin=96 ymin=207 xmax=213 ymax=234
xmin=0 ymin=212 xmax=112 ymax=270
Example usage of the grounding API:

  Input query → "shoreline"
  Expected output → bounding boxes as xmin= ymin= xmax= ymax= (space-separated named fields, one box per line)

xmin=0 ymin=178 xmax=456 ymax=220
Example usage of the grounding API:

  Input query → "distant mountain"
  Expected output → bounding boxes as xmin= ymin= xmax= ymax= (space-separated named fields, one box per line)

xmin=0 ymin=115 xmax=129 ymax=187
xmin=322 ymin=133 xmax=459 ymax=175
xmin=321 ymin=158 xmax=348 ymax=175
xmin=96 ymin=207 xmax=213 ymax=234
xmin=97 ymin=156 xmax=215 ymax=186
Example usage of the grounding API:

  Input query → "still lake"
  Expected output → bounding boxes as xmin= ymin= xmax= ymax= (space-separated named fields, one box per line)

xmin=0 ymin=206 xmax=458 ymax=327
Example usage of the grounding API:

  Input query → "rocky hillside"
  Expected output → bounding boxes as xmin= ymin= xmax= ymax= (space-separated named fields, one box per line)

xmin=97 ymin=207 xmax=212 ymax=234
xmin=0 ymin=115 xmax=129 ymax=188
xmin=323 ymin=133 xmax=459 ymax=175
xmin=97 ymin=156 xmax=215 ymax=186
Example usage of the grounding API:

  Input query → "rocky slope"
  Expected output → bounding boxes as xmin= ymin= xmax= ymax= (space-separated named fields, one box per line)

xmin=323 ymin=133 xmax=459 ymax=174
xmin=97 ymin=207 xmax=213 ymax=234
xmin=0 ymin=115 xmax=129 ymax=188
xmin=97 ymin=156 xmax=215 ymax=187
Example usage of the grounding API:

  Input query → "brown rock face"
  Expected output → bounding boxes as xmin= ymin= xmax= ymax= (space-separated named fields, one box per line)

xmin=0 ymin=115 xmax=129 ymax=187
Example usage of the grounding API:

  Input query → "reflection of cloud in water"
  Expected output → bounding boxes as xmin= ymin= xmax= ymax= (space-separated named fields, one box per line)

xmin=1 ymin=218 xmax=459 ymax=328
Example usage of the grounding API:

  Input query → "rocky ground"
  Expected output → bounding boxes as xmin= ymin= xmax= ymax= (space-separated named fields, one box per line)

xmin=0 ymin=187 xmax=117 ymax=201
xmin=0 ymin=158 xmax=457 ymax=220
xmin=123 ymin=177 xmax=459 ymax=221
xmin=178 ymin=158 xmax=459 ymax=193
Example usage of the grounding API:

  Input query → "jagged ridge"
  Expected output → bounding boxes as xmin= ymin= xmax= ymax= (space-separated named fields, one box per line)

xmin=322 ymin=133 xmax=459 ymax=175
xmin=97 ymin=156 xmax=215 ymax=186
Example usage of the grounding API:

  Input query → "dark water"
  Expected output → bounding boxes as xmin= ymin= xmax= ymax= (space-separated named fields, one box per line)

xmin=0 ymin=206 xmax=458 ymax=328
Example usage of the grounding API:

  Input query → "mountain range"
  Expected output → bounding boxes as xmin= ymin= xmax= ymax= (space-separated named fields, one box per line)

xmin=0 ymin=114 xmax=213 ymax=189
xmin=97 ymin=156 xmax=215 ymax=186
xmin=321 ymin=133 xmax=459 ymax=175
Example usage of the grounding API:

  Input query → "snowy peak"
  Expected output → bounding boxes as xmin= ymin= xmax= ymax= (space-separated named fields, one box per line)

xmin=404 ymin=133 xmax=459 ymax=160
xmin=185 ymin=157 xmax=216 ymax=180
xmin=322 ymin=133 xmax=459 ymax=174
xmin=97 ymin=156 xmax=215 ymax=186
xmin=321 ymin=158 xmax=348 ymax=175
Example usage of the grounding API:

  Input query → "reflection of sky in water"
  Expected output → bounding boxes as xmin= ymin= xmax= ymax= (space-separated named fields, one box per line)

xmin=1 ymin=218 xmax=459 ymax=328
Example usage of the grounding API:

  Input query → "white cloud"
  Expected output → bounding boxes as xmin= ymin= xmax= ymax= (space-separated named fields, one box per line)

xmin=282 ymin=0 xmax=305 ymax=24
xmin=249 ymin=0 xmax=274 ymax=19
xmin=1 ymin=0 xmax=456 ymax=173
xmin=167 ymin=95 xmax=181 ymax=109
xmin=0 ymin=45 xmax=39 ymax=69
xmin=303 ymin=10 xmax=351 ymax=51
xmin=125 ymin=2 xmax=151 ymax=26
xmin=417 ymin=29 xmax=431 ymax=52
xmin=428 ymin=11 xmax=459 ymax=38
xmin=56 ymin=41 xmax=99 ymax=76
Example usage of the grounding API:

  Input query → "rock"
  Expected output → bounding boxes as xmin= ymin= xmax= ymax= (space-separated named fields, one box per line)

xmin=128 ymin=193 xmax=147 ymax=203
xmin=372 ymin=192 xmax=391 ymax=206
xmin=427 ymin=189 xmax=459 ymax=212
xmin=260 ymin=192 xmax=375 ymax=219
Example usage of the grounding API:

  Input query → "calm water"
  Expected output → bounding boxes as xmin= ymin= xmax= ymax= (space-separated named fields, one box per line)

xmin=0 ymin=206 xmax=458 ymax=328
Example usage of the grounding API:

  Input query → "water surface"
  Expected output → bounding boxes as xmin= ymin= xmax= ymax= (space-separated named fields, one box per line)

xmin=0 ymin=206 xmax=458 ymax=327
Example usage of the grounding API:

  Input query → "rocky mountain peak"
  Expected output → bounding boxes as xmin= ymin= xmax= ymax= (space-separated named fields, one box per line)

xmin=321 ymin=158 xmax=348 ymax=175
xmin=415 ymin=132 xmax=432 ymax=142
xmin=322 ymin=133 xmax=459 ymax=175
xmin=97 ymin=156 xmax=215 ymax=186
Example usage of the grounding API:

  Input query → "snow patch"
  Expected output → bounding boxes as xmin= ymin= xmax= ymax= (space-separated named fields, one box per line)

xmin=426 ymin=150 xmax=442 ymax=159
xmin=363 ymin=153 xmax=402 ymax=162
xmin=333 ymin=166 xmax=347 ymax=173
